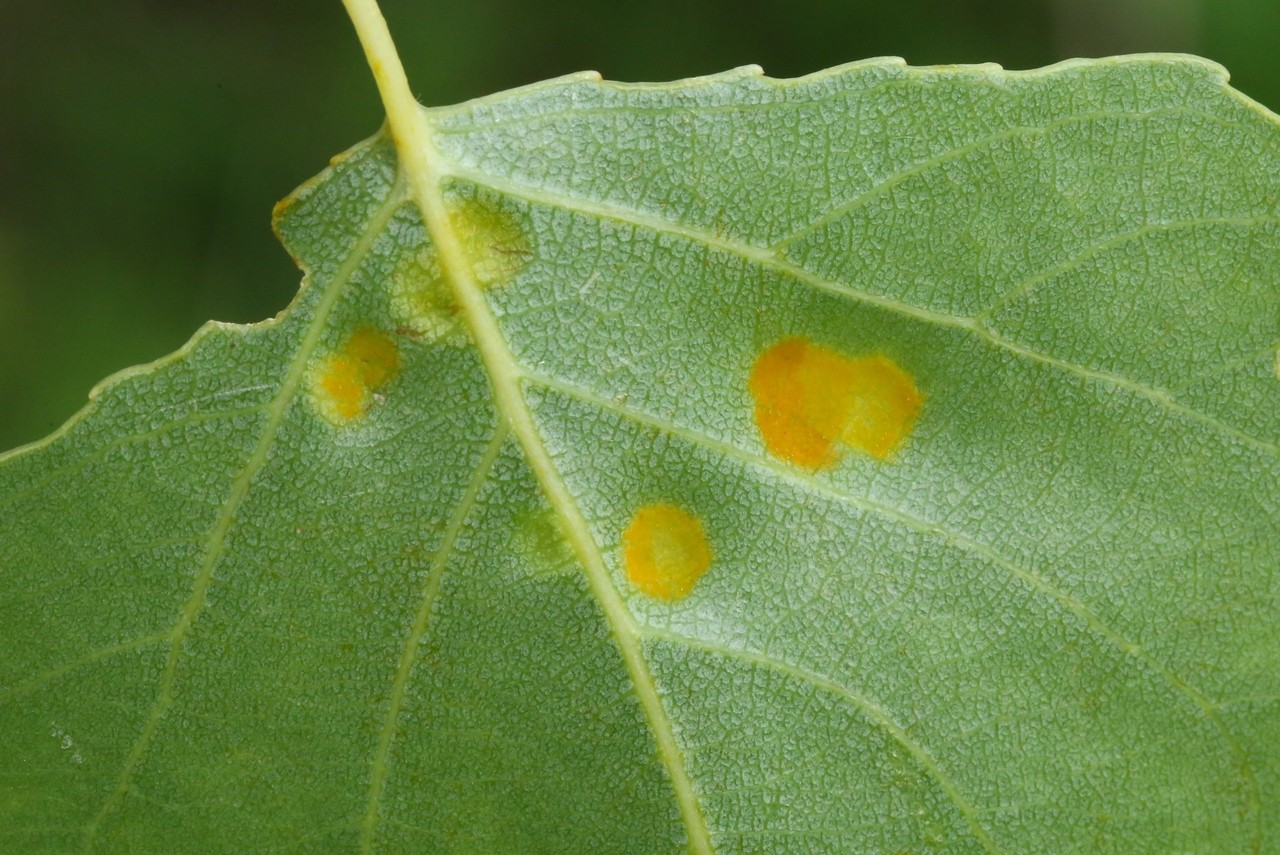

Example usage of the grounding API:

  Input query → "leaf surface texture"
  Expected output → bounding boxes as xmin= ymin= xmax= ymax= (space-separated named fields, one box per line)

xmin=2 ymin=55 xmax=1279 ymax=853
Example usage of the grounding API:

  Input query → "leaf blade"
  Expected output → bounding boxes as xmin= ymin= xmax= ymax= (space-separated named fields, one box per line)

xmin=2 ymin=44 xmax=1278 ymax=855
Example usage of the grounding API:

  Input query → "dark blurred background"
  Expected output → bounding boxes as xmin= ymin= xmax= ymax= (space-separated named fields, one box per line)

xmin=2 ymin=0 xmax=1278 ymax=449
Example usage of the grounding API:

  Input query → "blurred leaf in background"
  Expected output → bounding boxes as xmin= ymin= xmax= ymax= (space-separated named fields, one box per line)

xmin=1 ymin=0 xmax=1277 ymax=450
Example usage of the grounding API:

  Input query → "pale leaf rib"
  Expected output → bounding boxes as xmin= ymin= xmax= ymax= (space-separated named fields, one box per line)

xmin=453 ymin=168 xmax=1280 ymax=458
xmin=770 ymin=105 xmax=1234 ymax=250
xmin=453 ymin=166 xmax=967 ymax=328
xmin=526 ymin=370 xmax=1262 ymax=850
xmin=973 ymin=215 xmax=1280 ymax=321
xmin=81 ymin=185 xmax=406 ymax=852
xmin=0 ymin=632 xmax=174 ymax=704
xmin=0 ymin=404 xmax=268 ymax=512
xmin=639 ymin=627 xmax=1002 ymax=854
xmin=359 ymin=424 xmax=510 ymax=854
xmin=341 ymin=1 xmax=715 ymax=850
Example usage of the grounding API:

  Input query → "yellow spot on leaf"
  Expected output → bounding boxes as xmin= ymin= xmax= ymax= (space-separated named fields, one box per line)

xmin=311 ymin=327 xmax=402 ymax=424
xmin=623 ymin=504 xmax=712 ymax=601
xmin=391 ymin=195 xmax=529 ymax=342
xmin=749 ymin=336 xmax=923 ymax=469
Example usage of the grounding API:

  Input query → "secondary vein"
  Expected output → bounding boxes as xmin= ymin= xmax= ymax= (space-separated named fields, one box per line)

xmin=81 ymin=184 xmax=405 ymax=852
xmin=525 ymin=369 xmax=1261 ymax=850
xmin=449 ymin=168 xmax=1280 ymax=459
xmin=640 ymin=627 xmax=1001 ymax=854
xmin=359 ymin=424 xmax=509 ymax=853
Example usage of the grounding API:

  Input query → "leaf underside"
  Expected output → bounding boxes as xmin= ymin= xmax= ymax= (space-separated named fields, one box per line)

xmin=2 ymin=55 xmax=1278 ymax=854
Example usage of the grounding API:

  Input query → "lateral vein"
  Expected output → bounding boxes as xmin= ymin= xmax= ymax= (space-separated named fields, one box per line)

xmin=359 ymin=424 xmax=509 ymax=853
xmin=81 ymin=181 xmax=405 ymax=852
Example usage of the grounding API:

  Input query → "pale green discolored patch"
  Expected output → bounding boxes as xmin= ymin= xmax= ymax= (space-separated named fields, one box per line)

xmin=388 ymin=243 xmax=457 ymax=343
xmin=389 ymin=190 xmax=530 ymax=343
xmin=1 ymin=29 xmax=1279 ymax=855
xmin=444 ymin=189 xmax=531 ymax=287
xmin=511 ymin=504 xmax=579 ymax=577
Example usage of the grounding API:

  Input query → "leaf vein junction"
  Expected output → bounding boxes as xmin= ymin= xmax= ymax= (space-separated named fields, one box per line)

xmin=526 ymin=370 xmax=1262 ymax=850
xmin=0 ymin=404 xmax=269 ymax=513
xmin=770 ymin=105 xmax=1241 ymax=249
xmin=974 ymin=215 xmax=1280 ymax=320
xmin=640 ymin=626 xmax=1002 ymax=854
xmin=456 ymin=168 xmax=1280 ymax=459
xmin=0 ymin=631 xmax=174 ymax=704
xmin=340 ymin=1 xmax=716 ymax=847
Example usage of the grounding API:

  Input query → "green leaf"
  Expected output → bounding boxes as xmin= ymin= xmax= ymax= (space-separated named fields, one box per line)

xmin=2 ymin=14 xmax=1278 ymax=853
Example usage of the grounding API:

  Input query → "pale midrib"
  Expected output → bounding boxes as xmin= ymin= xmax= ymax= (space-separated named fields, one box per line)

xmin=527 ymin=369 xmax=1262 ymax=851
xmin=341 ymin=1 xmax=715 ymax=852
xmin=0 ymin=631 xmax=174 ymax=704
xmin=359 ymin=424 xmax=510 ymax=853
xmin=81 ymin=186 xmax=405 ymax=852
xmin=446 ymin=168 xmax=1280 ymax=460
xmin=640 ymin=626 xmax=1001 ymax=854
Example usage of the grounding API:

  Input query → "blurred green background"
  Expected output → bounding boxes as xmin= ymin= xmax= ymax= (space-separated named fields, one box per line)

xmin=2 ymin=0 xmax=1278 ymax=450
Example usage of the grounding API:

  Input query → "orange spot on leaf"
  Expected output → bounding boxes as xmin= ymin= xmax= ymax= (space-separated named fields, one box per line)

xmin=313 ymin=327 xmax=402 ymax=424
xmin=623 ymin=504 xmax=713 ymax=601
xmin=749 ymin=336 xmax=922 ymax=469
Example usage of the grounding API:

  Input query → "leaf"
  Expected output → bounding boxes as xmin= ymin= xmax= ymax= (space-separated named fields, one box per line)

xmin=2 ymin=5 xmax=1279 ymax=851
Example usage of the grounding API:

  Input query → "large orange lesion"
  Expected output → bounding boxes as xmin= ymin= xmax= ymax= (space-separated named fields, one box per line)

xmin=311 ymin=327 xmax=402 ymax=424
xmin=749 ymin=336 xmax=923 ymax=470
xmin=623 ymin=504 xmax=713 ymax=601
